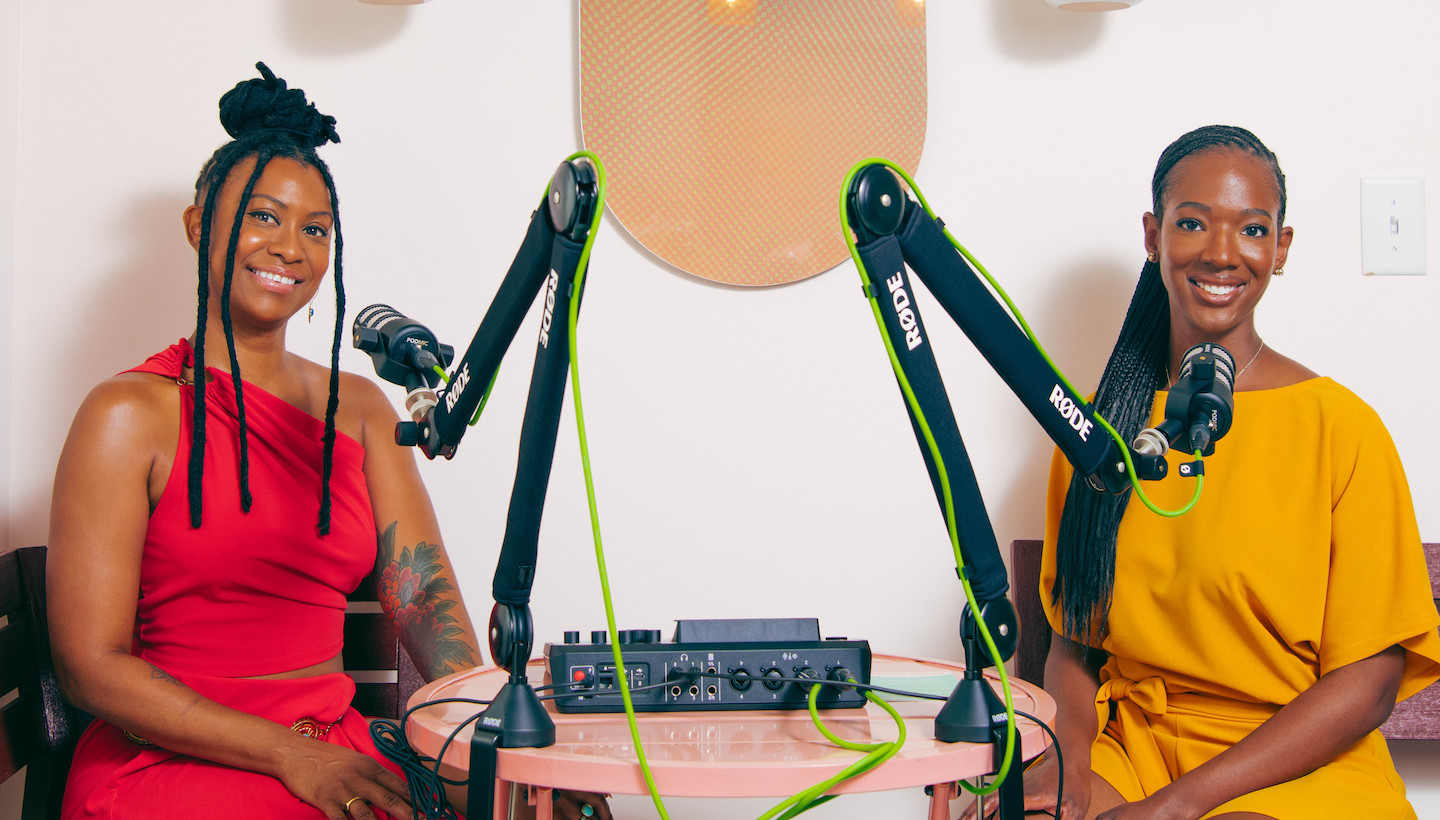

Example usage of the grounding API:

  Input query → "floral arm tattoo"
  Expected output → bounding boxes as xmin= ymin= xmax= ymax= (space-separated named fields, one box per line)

xmin=376 ymin=522 xmax=478 ymax=680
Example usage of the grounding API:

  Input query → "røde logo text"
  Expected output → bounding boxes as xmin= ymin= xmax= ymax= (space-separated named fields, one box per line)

xmin=1049 ymin=384 xmax=1094 ymax=441
xmin=886 ymin=272 xmax=923 ymax=350
xmin=538 ymin=270 xmax=560 ymax=349
xmin=443 ymin=363 xmax=471 ymax=413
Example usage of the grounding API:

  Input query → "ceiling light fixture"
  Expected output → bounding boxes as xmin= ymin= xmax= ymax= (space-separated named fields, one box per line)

xmin=1044 ymin=0 xmax=1141 ymax=10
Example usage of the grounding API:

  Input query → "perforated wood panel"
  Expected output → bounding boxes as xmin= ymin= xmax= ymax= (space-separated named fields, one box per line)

xmin=580 ymin=0 xmax=927 ymax=286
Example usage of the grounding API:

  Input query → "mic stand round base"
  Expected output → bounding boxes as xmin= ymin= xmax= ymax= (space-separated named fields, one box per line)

xmin=934 ymin=599 xmax=1024 ymax=820
xmin=466 ymin=681 xmax=557 ymax=820
xmin=469 ymin=604 xmax=557 ymax=819
xmin=934 ymin=670 xmax=1006 ymax=745
xmin=934 ymin=608 xmax=1010 ymax=745
xmin=935 ymin=597 xmax=1017 ymax=742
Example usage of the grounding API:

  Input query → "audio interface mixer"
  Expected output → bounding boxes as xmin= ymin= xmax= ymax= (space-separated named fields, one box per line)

xmin=544 ymin=618 xmax=872 ymax=713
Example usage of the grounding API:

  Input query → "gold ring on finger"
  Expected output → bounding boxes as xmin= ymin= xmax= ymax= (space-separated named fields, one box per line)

xmin=343 ymin=796 xmax=364 ymax=813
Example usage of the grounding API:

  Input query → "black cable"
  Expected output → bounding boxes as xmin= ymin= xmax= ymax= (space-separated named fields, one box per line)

xmin=386 ymin=672 xmax=663 ymax=800
xmin=1015 ymin=710 xmax=1062 ymax=818
xmin=403 ymin=696 xmax=491 ymax=723
xmin=540 ymin=676 xmax=687 ymax=701
xmin=430 ymin=710 xmax=490 ymax=787
xmin=381 ymin=697 xmax=495 ymax=792
xmin=370 ymin=718 xmax=458 ymax=819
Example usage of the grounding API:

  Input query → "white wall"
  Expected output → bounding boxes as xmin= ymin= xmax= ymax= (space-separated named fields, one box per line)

xmin=7 ymin=2 xmax=1438 ymax=818
xmin=0 ymin=0 xmax=20 ymax=804
xmin=1 ymin=0 xmax=19 ymax=553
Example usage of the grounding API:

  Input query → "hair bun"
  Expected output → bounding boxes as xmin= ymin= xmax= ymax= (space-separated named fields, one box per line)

xmin=217 ymin=62 xmax=340 ymax=148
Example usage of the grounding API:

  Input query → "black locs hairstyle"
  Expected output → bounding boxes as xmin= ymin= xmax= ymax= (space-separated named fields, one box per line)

xmin=1051 ymin=125 xmax=1287 ymax=645
xmin=189 ymin=62 xmax=345 ymax=534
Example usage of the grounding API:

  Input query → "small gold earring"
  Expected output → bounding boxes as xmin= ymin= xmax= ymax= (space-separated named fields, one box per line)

xmin=1274 ymin=268 xmax=1285 ymax=277
xmin=1147 ymin=252 xmax=1157 ymax=263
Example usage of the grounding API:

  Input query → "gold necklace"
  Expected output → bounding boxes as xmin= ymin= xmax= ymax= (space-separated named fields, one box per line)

xmin=1235 ymin=340 xmax=1266 ymax=383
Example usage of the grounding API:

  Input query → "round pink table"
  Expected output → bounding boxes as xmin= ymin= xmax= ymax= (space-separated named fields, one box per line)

xmin=405 ymin=653 xmax=1054 ymax=819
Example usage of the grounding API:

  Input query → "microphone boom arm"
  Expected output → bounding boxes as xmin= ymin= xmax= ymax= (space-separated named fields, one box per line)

xmin=846 ymin=163 xmax=1166 ymax=615
xmin=424 ymin=202 xmax=563 ymax=460
xmin=842 ymin=162 xmax=1173 ymax=816
xmin=354 ymin=155 xmax=605 ymax=819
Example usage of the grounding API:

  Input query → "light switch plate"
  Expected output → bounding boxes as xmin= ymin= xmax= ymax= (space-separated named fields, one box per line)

xmin=1360 ymin=177 xmax=1426 ymax=276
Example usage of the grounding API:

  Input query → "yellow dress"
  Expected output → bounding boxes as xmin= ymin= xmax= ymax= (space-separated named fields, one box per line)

xmin=1040 ymin=378 xmax=1440 ymax=818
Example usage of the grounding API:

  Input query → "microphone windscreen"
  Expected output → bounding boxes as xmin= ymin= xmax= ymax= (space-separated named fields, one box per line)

xmin=1176 ymin=342 xmax=1235 ymax=392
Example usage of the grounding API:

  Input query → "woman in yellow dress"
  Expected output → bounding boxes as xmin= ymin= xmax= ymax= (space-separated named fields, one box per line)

xmin=971 ymin=125 xmax=1440 ymax=819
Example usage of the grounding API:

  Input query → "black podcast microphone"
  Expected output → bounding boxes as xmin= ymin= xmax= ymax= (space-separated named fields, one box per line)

xmin=1133 ymin=342 xmax=1235 ymax=458
xmin=352 ymin=304 xmax=455 ymax=388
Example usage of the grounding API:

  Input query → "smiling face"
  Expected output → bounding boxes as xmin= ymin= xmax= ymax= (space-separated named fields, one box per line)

xmin=1144 ymin=148 xmax=1294 ymax=360
xmin=185 ymin=155 xmax=334 ymax=336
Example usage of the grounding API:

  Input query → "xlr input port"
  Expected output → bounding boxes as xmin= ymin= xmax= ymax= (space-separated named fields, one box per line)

xmin=795 ymin=667 xmax=820 ymax=693
xmin=762 ymin=668 xmax=786 ymax=691
xmin=731 ymin=668 xmax=753 ymax=692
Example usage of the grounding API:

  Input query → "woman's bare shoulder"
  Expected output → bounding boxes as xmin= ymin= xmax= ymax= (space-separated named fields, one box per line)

xmin=72 ymin=371 xmax=181 ymax=434
xmin=57 ymin=371 xmax=181 ymax=488
xmin=335 ymin=368 xmax=395 ymax=411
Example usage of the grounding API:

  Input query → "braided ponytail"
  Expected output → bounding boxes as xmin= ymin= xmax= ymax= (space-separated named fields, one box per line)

xmin=188 ymin=62 xmax=344 ymax=534
xmin=1051 ymin=125 xmax=1287 ymax=645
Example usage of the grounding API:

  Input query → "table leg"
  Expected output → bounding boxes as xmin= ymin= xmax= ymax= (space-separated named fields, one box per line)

xmin=495 ymin=780 xmax=512 ymax=820
xmin=527 ymin=784 xmax=555 ymax=820
xmin=927 ymin=781 xmax=959 ymax=820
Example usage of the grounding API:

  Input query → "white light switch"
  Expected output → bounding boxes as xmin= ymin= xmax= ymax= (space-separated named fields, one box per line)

xmin=1360 ymin=177 xmax=1426 ymax=276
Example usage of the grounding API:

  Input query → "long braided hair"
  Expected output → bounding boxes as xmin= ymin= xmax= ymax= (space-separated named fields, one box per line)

xmin=1051 ymin=125 xmax=1287 ymax=645
xmin=188 ymin=62 xmax=346 ymax=535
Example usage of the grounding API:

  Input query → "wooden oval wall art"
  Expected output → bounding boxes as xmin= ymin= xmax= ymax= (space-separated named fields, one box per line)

xmin=580 ymin=0 xmax=927 ymax=286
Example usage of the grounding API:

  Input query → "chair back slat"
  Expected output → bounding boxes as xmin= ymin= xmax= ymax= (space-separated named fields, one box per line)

xmin=344 ymin=568 xmax=424 ymax=719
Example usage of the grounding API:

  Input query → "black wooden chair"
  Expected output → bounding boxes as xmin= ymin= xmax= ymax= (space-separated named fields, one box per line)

xmin=345 ymin=566 xmax=426 ymax=719
xmin=1009 ymin=539 xmax=1440 ymax=741
xmin=1380 ymin=542 xmax=1440 ymax=741
xmin=1009 ymin=539 xmax=1050 ymax=687
xmin=1 ymin=546 xmax=91 ymax=820
xmin=1 ymin=546 xmax=423 ymax=820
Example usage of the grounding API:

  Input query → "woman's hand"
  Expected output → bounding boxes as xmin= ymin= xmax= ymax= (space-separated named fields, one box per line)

xmin=274 ymin=739 xmax=414 ymax=820
xmin=510 ymin=789 xmax=613 ymax=819
xmin=955 ymin=754 xmax=1091 ymax=820
xmin=553 ymin=789 xmax=614 ymax=820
